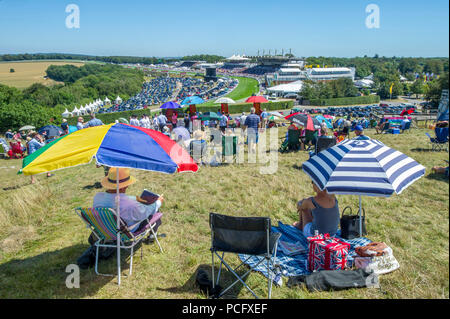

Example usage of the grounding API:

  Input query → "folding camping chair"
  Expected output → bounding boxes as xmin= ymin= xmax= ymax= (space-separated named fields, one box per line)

xmin=75 ymin=207 xmax=163 ymax=284
xmin=209 ymin=213 xmax=281 ymax=299
xmin=426 ymin=127 xmax=449 ymax=152
xmin=309 ymin=136 xmax=337 ymax=158
xmin=369 ymin=119 xmax=378 ymax=128
xmin=222 ymin=135 xmax=237 ymax=162
xmin=401 ymin=120 xmax=411 ymax=133
xmin=0 ymin=142 xmax=8 ymax=159
xmin=303 ymin=130 xmax=318 ymax=151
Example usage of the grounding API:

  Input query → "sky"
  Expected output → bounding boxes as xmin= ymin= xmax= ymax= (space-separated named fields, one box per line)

xmin=0 ymin=0 xmax=448 ymax=58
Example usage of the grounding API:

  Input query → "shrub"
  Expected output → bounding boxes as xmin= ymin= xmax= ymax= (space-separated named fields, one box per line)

xmin=308 ymin=95 xmax=380 ymax=106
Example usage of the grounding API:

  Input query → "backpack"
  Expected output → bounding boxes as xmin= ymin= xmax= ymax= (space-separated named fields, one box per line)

xmin=195 ymin=269 xmax=222 ymax=298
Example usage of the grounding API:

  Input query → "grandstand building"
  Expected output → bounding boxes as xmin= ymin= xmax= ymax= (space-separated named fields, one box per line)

xmin=255 ymin=55 xmax=291 ymax=67
xmin=266 ymin=66 xmax=355 ymax=86
xmin=307 ymin=67 xmax=355 ymax=82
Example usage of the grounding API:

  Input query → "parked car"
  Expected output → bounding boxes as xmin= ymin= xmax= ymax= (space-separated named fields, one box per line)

xmin=284 ymin=93 xmax=298 ymax=99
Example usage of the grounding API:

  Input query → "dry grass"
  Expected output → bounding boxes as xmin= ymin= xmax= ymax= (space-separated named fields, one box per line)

xmin=0 ymin=61 xmax=85 ymax=88
xmin=0 ymin=127 xmax=448 ymax=299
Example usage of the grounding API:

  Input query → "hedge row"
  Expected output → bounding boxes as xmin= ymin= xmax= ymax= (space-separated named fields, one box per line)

xmin=308 ymin=95 xmax=380 ymax=106
xmin=188 ymin=100 xmax=294 ymax=114
xmin=66 ymin=100 xmax=294 ymax=125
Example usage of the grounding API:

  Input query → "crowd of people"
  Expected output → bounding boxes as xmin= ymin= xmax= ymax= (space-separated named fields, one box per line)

xmin=96 ymin=76 xmax=238 ymax=115
xmin=1 ymin=104 xmax=447 ymax=275
xmin=1 ymin=113 xmax=105 ymax=183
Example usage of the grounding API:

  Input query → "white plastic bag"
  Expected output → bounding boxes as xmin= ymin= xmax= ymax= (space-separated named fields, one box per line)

xmin=355 ymin=246 xmax=400 ymax=275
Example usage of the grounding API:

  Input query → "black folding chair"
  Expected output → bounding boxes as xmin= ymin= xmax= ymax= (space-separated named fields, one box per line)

xmin=209 ymin=213 xmax=281 ymax=299
xmin=315 ymin=136 xmax=337 ymax=154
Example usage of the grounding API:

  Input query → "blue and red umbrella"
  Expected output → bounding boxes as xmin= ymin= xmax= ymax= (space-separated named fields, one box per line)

xmin=285 ymin=112 xmax=321 ymax=131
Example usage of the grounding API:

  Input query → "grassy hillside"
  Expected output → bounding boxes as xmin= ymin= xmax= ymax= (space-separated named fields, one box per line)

xmin=0 ymin=127 xmax=448 ymax=299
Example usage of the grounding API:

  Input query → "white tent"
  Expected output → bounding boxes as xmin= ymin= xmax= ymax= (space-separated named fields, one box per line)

xmin=62 ymin=108 xmax=71 ymax=118
xmin=79 ymin=105 xmax=86 ymax=115
xmin=354 ymin=79 xmax=374 ymax=88
xmin=267 ymin=80 xmax=303 ymax=95
xmin=115 ymin=96 xmax=122 ymax=104
xmin=226 ymin=54 xmax=250 ymax=62
xmin=104 ymin=97 xmax=111 ymax=104
xmin=215 ymin=97 xmax=236 ymax=104
xmin=72 ymin=106 xmax=79 ymax=116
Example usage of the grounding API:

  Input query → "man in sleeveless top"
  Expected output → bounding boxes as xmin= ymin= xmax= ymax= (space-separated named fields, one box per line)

xmin=293 ymin=181 xmax=340 ymax=237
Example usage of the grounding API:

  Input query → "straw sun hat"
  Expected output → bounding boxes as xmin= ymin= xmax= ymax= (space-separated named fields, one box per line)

xmin=101 ymin=167 xmax=136 ymax=190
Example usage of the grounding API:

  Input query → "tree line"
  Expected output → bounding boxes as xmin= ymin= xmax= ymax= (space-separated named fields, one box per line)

xmin=303 ymin=56 xmax=448 ymax=102
xmin=0 ymin=53 xmax=225 ymax=65
xmin=300 ymin=78 xmax=359 ymax=101
xmin=0 ymin=64 xmax=144 ymax=132
xmin=305 ymin=56 xmax=449 ymax=79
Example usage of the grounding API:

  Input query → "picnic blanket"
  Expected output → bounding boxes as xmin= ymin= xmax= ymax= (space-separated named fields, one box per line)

xmin=238 ymin=222 xmax=372 ymax=285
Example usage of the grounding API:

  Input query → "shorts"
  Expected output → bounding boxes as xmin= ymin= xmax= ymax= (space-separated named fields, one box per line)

xmin=247 ymin=131 xmax=259 ymax=144
xmin=303 ymin=222 xmax=314 ymax=238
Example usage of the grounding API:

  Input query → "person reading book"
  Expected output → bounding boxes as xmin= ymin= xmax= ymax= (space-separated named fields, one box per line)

xmin=293 ymin=180 xmax=340 ymax=237
xmin=92 ymin=167 xmax=164 ymax=236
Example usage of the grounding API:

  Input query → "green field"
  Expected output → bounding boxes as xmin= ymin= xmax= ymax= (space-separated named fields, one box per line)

xmin=0 ymin=60 xmax=86 ymax=89
xmin=201 ymin=76 xmax=260 ymax=106
xmin=0 ymin=127 xmax=448 ymax=299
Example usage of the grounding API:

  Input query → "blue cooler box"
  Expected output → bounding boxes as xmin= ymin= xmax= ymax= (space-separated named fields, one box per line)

xmin=392 ymin=128 xmax=400 ymax=134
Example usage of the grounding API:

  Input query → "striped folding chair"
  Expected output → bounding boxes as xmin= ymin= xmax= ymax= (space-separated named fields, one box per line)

xmin=75 ymin=207 xmax=163 ymax=285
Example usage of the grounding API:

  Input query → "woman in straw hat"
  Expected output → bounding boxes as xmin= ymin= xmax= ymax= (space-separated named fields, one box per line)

xmin=92 ymin=168 xmax=164 ymax=234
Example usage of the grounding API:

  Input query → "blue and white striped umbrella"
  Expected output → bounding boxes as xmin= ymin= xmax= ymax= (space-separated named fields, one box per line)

xmin=302 ymin=138 xmax=425 ymax=236
xmin=302 ymin=139 xmax=425 ymax=197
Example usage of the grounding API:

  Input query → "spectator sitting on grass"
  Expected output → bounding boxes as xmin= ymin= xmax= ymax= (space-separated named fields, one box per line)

xmin=293 ymin=180 xmax=340 ymax=237
xmin=28 ymin=132 xmax=53 ymax=183
xmin=401 ymin=116 xmax=411 ymax=132
xmin=375 ymin=117 xmax=389 ymax=134
xmin=352 ymin=125 xmax=370 ymax=140
xmin=92 ymin=167 xmax=163 ymax=242
xmin=77 ymin=117 xmax=85 ymax=130
xmin=162 ymin=126 xmax=171 ymax=137
xmin=61 ymin=119 xmax=69 ymax=135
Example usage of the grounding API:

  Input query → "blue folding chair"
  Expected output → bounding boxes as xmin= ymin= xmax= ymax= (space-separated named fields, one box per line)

xmin=425 ymin=127 xmax=449 ymax=152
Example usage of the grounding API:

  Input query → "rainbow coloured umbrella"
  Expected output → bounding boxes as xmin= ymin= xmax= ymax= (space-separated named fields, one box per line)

xmin=21 ymin=123 xmax=198 ymax=175
xmin=20 ymin=123 xmax=198 ymax=285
